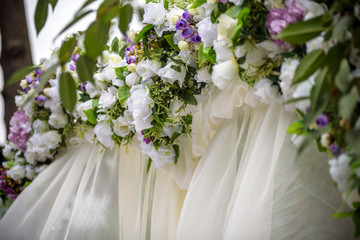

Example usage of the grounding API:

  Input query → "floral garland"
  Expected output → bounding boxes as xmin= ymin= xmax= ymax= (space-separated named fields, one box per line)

xmin=1 ymin=0 xmax=360 ymax=235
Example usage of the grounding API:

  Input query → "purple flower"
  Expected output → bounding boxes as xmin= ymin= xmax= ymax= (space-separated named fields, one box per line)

xmin=220 ymin=0 xmax=228 ymax=2
xmin=266 ymin=2 xmax=304 ymax=49
xmin=35 ymin=68 xmax=42 ymax=76
xmin=35 ymin=95 xmax=47 ymax=102
xmin=11 ymin=194 xmax=17 ymax=199
xmin=26 ymin=76 xmax=32 ymax=84
xmin=1 ymin=171 xmax=6 ymax=176
xmin=330 ymin=143 xmax=338 ymax=156
xmin=22 ymin=87 xmax=29 ymax=93
xmin=316 ymin=113 xmax=329 ymax=127
xmin=81 ymin=83 xmax=87 ymax=92
xmin=34 ymin=78 xmax=39 ymax=88
xmin=176 ymin=19 xmax=188 ymax=30
xmin=126 ymin=55 xmax=137 ymax=64
xmin=182 ymin=11 xmax=191 ymax=21
xmin=125 ymin=46 xmax=134 ymax=57
xmin=4 ymin=188 xmax=13 ymax=195
xmin=8 ymin=110 xmax=31 ymax=151
xmin=190 ymin=33 xmax=202 ymax=43
xmin=0 ymin=181 xmax=6 ymax=190
xmin=72 ymin=52 xmax=80 ymax=62
xmin=69 ymin=63 xmax=77 ymax=72
xmin=144 ymin=137 xmax=151 ymax=144
xmin=182 ymin=28 xmax=194 ymax=39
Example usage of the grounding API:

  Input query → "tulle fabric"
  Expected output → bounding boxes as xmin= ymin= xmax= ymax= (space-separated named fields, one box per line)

xmin=176 ymin=83 xmax=355 ymax=239
xmin=0 ymin=141 xmax=187 ymax=240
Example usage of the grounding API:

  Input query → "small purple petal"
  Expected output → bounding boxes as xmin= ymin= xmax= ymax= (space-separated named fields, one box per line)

xmin=1 ymin=171 xmax=6 ymax=176
xmin=22 ymin=87 xmax=29 ymax=93
xmin=81 ymin=83 xmax=87 ymax=92
xmin=69 ymin=63 xmax=77 ymax=72
xmin=182 ymin=28 xmax=194 ymax=39
xmin=182 ymin=11 xmax=191 ymax=21
xmin=126 ymin=55 xmax=137 ymax=64
xmin=176 ymin=19 xmax=188 ymax=30
xmin=190 ymin=33 xmax=202 ymax=43
xmin=11 ymin=194 xmax=17 ymax=199
xmin=35 ymin=68 xmax=42 ymax=76
xmin=35 ymin=95 xmax=47 ymax=102
xmin=72 ymin=52 xmax=80 ymax=62
xmin=316 ymin=113 xmax=329 ymax=127
xmin=26 ymin=76 xmax=32 ymax=84
xmin=4 ymin=188 xmax=13 ymax=195
xmin=330 ymin=143 xmax=338 ymax=156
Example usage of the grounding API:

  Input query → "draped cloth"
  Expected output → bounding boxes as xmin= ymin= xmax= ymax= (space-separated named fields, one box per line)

xmin=0 ymin=81 xmax=355 ymax=239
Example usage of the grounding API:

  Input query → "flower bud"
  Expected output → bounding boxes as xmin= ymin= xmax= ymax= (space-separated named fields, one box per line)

xmin=20 ymin=79 xmax=28 ymax=89
xmin=128 ymin=63 xmax=137 ymax=73
xmin=178 ymin=41 xmax=189 ymax=51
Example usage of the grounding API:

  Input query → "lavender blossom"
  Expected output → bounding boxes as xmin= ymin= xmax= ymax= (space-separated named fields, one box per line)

xmin=35 ymin=68 xmax=42 ymax=76
xmin=35 ymin=95 xmax=47 ymax=102
xmin=182 ymin=28 xmax=194 ymax=39
xmin=176 ymin=19 xmax=188 ymax=30
xmin=126 ymin=55 xmax=137 ymax=64
xmin=8 ymin=110 xmax=31 ymax=151
xmin=330 ymin=143 xmax=339 ymax=156
xmin=22 ymin=87 xmax=29 ymax=93
xmin=190 ymin=33 xmax=202 ymax=43
xmin=69 ymin=63 xmax=77 ymax=72
xmin=182 ymin=11 xmax=191 ymax=21
xmin=72 ymin=52 xmax=80 ymax=62
xmin=81 ymin=83 xmax=87 ymax=92
xmin=316 ymin=113 xmax=329 ymax=127
xmin=26 ymin=76 xmax=32 ymax=84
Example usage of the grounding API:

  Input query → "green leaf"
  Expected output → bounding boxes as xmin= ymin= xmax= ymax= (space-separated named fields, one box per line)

xmin=97 ymin=0 xmax=119 ymax=23
xmin=346 ymin=130 xmax=360 ymax=156
xmin=119 ymin=45 xmax=127 ymax=58
xmin=77 ymin=55 xmax=95 ymax=83
xmin=164 ymin=0 xmax=169 ymax=10
xmin=202 ymin=46 xmax=216 ymax=64
xmin=170 ymin=132 xmax=181 ymax=144
xmin=190 ymin=0 xmax=206 ymax=9
xmin=304 ymin=67 xmax=330 ymax=127
xmin=331 ymin=211 xmax=354 ymax=218
xmin=173 ymin=144 xmax=180 ymax=165
xmin=119 ymin=4 xmax=133 ymax=35
xmin=59 ymin=72 xmax=77 ymax=112
xmin=117 ymin=85 xmax=130 ymax=105
xmin=164 ymin=34 xmax=180 ymax=51
xmin=59 ymin=35 xmax=77 ymax=67
xmin=286 ymin=121 xmax=304 ymax=135
xmin=6 ymin=66 xmax=37 ymax=86
xmin=84 ymin=20 xmax=110 ymax=60
xmin=152 ymin=110 xmax=164 ymax=126
xmin=146 ymin=157 xmax=152 ymax=174
xmin=231 ymin=7 xmax=250 ymax=46
xmin=48 ymin=0 xmax=58 ymax=10
xmin=332 ymin=16 xmax=353 ymax=43
xmin=83 ymin=108 xmax=98 ymax=124
xmin=182 ymin=114 xmax=192 ymax=125
xmin=135 ymin=24 xmax=154 ymax=43
xmin=277 ymin=15 xmax=331 ymax=44
xmin=170 ymin=65 xmax=181 ymax=72
xmin=292 ymin=49 xmax=326 ymax=85
xmin=179 ymin=90 xmax=198 ymax=105
xmin=225 ymin=5 xmax=241 ymax=18
xmin=35 ymin=0 xmax=49 ymax=34
xmin=338 ymin=92 xmax=359 ymax=120
xmin=111 ymin=37 xmax=120 ymax=53
xmin=55 ymin=10 xmax=94 ymax=40
xmin=114 ymin=66 xmax=128 ymax=80
xmin=92 ymin=99 xmax=99 ymax=108
xmin=335 ymin=59 xmax=350 ymax=93
xmin=353 ymin=209 xmax=360 ymax=237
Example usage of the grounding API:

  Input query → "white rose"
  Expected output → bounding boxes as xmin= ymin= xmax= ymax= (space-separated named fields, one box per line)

xmin=101 ymin=67 xmax=117 ymax=83
xmin=292 ymin=74 xmax=315 ymax=112
xmin=157 ymin=62 xmax=186 ymax=87
xmin=126 ymin=85 xmax=154 ymax=132
xmin=197 ymin=17 xmax=217 ymax=47
xmin=213 ymin=40 xmax=234 ymax=63
xmin=93 ymin=73 xmax=108 ymax=89
xmin=25 ymin=165 xmax=36 ymax=180
xmin=98 ymin=87 xmax=117 ymax=110
xmin=136 ymin=60 xmax=161 ymax=80
xmin=195 ymin=67 xmax=212 ymax=83
xmin=306 ymin=35 xmax=324 ymax=53
xmin=212 ymin=58 xmax=240 ymax=89
xmin=125 ymin=72 xmax=140 ymax=86
xmin=279 ymin=58 xmax=300 ymax=100
xmin=113 ymin=116 xmax=134 ymax=137
xmin=254 ymin=79 xmax=280 ymax=104
xmin=47 ymin=85 xmax=60 ymax=103
xmin=217 ymin=14 xmax=237 ymax=46
xmin=3 ymin=144 xmax=14 ymax=159
xmin=44 ymin=99 xmax=63 ymax=114
xmin=99 ymin=50 xmax=110 ymax=65
xmin=112 ymin=78 xmax=125 ymax=87
xmin=76 ymin=100 xmax=93 ymax=122
xmin=25 ymin=151 xmax=37 ymax=164
xmin=48 ymin=110 xmax=68 ymax=129
xmin=94 ymin=121 xmax=115 ymax=149
xmin=84 ymin=82 xmax=102 ymax=98
xmin=9 ymin=165 xmax=25 ymax=181
xmin=329 ymin=154 xmax=351 ymax=193
xmin=43 ymin=130 xmax=62 ymax=149
xmin=14 ymin=151 xmax=25 ymax=164
xmin=299 ymin=0 xmax=326 ymax=20
xmin=33 ymin=119 xmax=48 ymax=133
xmin=143 ymin=3 xmax=166 ymax=36
xmin=108 ymin=53 xmax=122 ymax=67
xmin=148 ymin=144 xmax=175 ymax=168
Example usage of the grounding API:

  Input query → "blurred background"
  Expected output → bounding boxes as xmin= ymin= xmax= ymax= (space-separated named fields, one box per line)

xmin=0 ymin=0 xmax=143 ymax=146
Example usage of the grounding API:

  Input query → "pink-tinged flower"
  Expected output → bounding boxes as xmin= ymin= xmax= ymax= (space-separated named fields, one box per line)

xmin=8 ymin=110 xmax=31 ymax=151
xmin=266 ymin=0 xmax=305 ymax=49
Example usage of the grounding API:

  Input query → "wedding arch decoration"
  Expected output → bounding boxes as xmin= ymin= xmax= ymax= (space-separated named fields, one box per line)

xmin=1 ymin=0 xmax=360 ymax=236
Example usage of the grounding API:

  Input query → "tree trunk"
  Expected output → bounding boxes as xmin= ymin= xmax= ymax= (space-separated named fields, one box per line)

xmin=0 ymin=0 xmax=33 ymax=135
